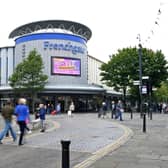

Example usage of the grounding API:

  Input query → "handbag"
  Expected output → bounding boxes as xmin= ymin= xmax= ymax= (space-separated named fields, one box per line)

xmin=120 ymin=108 xmax=124 ymax=113
xmin=51 ymin=110 xmax=56 ymax=115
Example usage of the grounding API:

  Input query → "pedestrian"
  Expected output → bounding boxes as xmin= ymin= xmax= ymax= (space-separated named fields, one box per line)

xmin=39 ymin=103 xmax=46 ymax=132
xmin=68 ymin=101 xmax=75 ymax=117
xmin=6 ymin=131 xmax=9 ymax=137
xmin=17 ymin=116 xmax=32 ymax=135
xmin=158 ymin=103 xmax=162 ymax=114
xmin=102 ymin=101 xmax=107 ymax=118
xmin=111 ymin=101 xmax=116 ymax=119
xmin=25 ymin=116 xmax=32 ymax=134
xmin=2 ymin=102 xmax=10 ymax=138
xmin=46 ymin=104 xmax=51 ymax=114
xmin=14 ymin=98 xmax=30 ymax=146
xmin=0 ymin=100 xmax=17 ymax=144
xmin=115 ymin=100 xmax=124 ymax=121
xmin=56 ymin=103 xmax=61 ymax=114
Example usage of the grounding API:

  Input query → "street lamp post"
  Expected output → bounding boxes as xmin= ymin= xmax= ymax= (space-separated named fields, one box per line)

xmin=139 ymin=46 xmax=147 ymax=133
xmin=142 ymin=76 xmax=152 ymax=120
xmin=133 ymin=80 xmax=140 ymax=119
xmin=137 ymin=34 xmax=147 ymax=133
xmin=148 ymin=79 xmax=152 ymax=120
xmin=138 ymin=43 xmax=143 ymax=118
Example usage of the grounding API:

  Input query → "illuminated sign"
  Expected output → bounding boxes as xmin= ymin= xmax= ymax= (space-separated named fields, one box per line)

xmin=44 ymin=41 xmax=85 ymax=55
xmin=51 ymin=57 xmax=81 ymax=76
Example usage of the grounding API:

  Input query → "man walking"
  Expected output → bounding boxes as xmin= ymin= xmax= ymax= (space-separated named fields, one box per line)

xmin=15 ymin=98 xmax=30 ymax=146
xmin=111 ymin=101 xmax=116 ymax=119
xmin=0 ymin=100 xmax=17 ymax=144
xmin=102 ymin=101 xmax=107 ymax=118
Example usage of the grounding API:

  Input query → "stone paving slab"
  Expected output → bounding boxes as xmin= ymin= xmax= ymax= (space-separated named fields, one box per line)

xmin=21 ymin=114 xmax=125 ymax=153
xmin=90 ymin=112 xmax=168 ymax=168
xmin=0 ymin=144 xmax=92 ymax=168
xmin=0 ymin=113 xmax=130 ymax=168
xmin=1 ymin=112 xmax=168 ymax=168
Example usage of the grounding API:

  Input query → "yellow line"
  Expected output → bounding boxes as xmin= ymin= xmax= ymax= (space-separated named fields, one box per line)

xmin=27 ymin=120 xmax=60 ymax=138
xmin=3 ymin=120 xmax=60 ymax=142
xmin=73 ymin=122 xmax=133 ymax=168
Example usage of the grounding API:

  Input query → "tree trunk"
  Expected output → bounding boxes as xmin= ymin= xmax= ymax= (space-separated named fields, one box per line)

xmin=31 ymin=91 xmax=36 ymax=114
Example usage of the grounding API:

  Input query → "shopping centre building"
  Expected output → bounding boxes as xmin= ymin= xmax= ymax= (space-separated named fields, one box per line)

xmin=0 ymin=20 xmax=121 ymax=112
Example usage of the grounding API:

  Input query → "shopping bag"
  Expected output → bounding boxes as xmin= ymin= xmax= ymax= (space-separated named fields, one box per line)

xmin=68 ymin=110 xmax=72 ymax=116
xmin=51 ymin=110 xmax=56 ymax=115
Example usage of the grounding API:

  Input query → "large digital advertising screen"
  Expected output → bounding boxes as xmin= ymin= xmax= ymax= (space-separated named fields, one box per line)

xmin=51 ymin=57 xmax=81 ymax=76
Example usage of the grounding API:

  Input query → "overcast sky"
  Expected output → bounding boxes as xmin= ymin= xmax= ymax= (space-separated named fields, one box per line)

xmin=0 ymin=0 xmax=168 ymax=62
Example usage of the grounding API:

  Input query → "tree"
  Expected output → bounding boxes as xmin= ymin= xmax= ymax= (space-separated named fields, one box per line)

xmin=154 ymin=81 xmax=168 ymax=102
xmin=100 ymin=47 xmax=168 ymax=107
xmin=9 ymin=49 xmax=48 ymax=112
xmin=100 ymin=47 xmax=138 ymax=107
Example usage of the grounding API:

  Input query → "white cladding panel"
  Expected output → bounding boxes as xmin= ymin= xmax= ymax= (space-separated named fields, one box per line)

xmin=7 ymin=48 xmax=14 ymax=81
xmin=0 ymin=48 xmax=7 ymax=85
xmin=88 ymin=56 xmax=103 ymax=86
xmin=0 ymin=47 xmax=14 ymax=85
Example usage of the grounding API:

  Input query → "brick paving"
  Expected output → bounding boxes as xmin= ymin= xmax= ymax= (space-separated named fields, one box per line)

xmin=90 ymin=112 xmax=168 ymax=168
xmin=0 ymin=113 xmax=126 ymax=168
xmin=1 ymin=112 xmax=168 ymax=168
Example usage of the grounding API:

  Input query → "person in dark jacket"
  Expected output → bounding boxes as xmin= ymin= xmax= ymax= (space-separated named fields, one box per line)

xmin=39 ymin=103 xmax=46 ymax=132
xmin=115 ymin=100 xmax=124 ymax=121
xmin=102 ymin=101 xmax=107 ymax=118
xmin=111 ymin=101 xmax=116 ymax=119
xmin=0 ymin=100 xmax=17 ymax=144
xmin=14 ymin=98 xmax=30 ymax=146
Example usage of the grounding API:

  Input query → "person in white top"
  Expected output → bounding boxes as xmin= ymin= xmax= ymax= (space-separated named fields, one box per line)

xmin=68 ymin=102 xmax=75 ymax=116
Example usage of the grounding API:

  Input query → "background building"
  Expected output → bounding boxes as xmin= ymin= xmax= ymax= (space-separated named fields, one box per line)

xmin=0 ymin=20 xmax=121 ymax=112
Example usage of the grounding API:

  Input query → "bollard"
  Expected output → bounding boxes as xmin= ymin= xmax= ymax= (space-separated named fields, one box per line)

xmin=61 ymin=140 xmax=71 ymax=168
xmin=143 ymin=113 xmax=146 ymax=133
xmin=98 ymin=111 xmax=101 ymax=118
xmin=111 ymin=111 xmax=113 ymax=119
xmin=150 ymin=109 xmax=152 ymax=120
xmin=111 ymin=111 xmax=114 ymax=119
xmin=130 ymin=110 xmax=133 ymax=120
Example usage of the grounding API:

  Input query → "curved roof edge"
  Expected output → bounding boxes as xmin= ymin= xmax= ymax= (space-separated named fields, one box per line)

xmin=0 ymin=85 xmax=105 ymax=94
xmin=9 ymin=20 xmax=92 ymax=41
xmin=106 ymin=89 xmax=123 ymax=95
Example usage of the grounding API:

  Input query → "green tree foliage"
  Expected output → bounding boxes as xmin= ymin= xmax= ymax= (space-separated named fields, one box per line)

xmin=154 ymin=81 xmax=168 ymax=102
xmin=9 ymin=49 xmax=48 ymax=111
xmin=141 ymin=49 xmax=168 ymax=89
xmin=100 ymin=47 xmax=168 ymax=103
xmin=101 ymin=48 xmax=138 ymax=89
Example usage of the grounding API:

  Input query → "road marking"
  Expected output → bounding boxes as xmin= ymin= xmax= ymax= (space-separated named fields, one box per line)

xmin=2 ymin=120 xmax=60 ymax=143
xmin=27 ymin=120 xmax=60 ymax=138
xmin=73 ymin=122 xmax=133 ymax=168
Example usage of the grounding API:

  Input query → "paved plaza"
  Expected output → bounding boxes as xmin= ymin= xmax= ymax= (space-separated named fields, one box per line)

xmin=0 ymin=112 xmax=168 ymax=168
xmin=90 ymin=113 xmax=168 ymax=168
